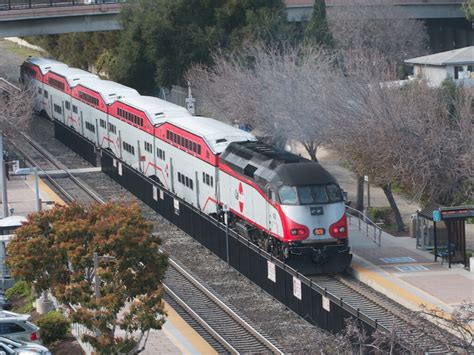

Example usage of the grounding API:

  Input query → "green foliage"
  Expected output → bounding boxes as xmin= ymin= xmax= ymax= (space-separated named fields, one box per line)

xmin=111 ymin=0 xmax=288 ymax=91
xmin=26 ymin=32 xmax=120 ymax=73
xmin=7 ymin=202 xmax=168 ymax=353
xmin=463 ymin=0 xmax=474 ymax=23
xmin=6 ymin=281 xmax=35 ymax=313
xmin=37 ymin=311 xmax=70 ymax=344
xmin=304 ymin=0 xmax=333 ymax=47
xmin=5 ymin=281 xmax=30 ymax=299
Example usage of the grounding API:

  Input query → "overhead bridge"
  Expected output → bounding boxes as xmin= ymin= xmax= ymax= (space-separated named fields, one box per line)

xmin=0 ymin=0 xmax=467 ymax=37
xmin=0 ymin=1 xmax=122 ymax=37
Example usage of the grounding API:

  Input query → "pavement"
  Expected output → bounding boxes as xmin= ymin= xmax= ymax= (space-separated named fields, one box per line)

xmin=1 ymin=174 xmax=216 ymax=355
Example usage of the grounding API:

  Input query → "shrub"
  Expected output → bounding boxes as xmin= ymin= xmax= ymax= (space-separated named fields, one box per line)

xmin=5 ymin=281 xmax=31 ymax=299
xmin=37 ymin=311 xmax=70 ymax=344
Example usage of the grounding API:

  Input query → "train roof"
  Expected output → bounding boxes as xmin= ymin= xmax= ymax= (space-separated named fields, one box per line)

xmin=220 ymin=141 xmax=337 ymax=187
xmin=49 ymin=66 xmax=99 ymax=87
xmin=119 ymin=96 xmax=191 ymax=125
xmin=77 ymin=78 xmax=140 ymax=104
xmin=25 ymin=57 xmax=68 ymax=75
xmin=168 ymin=116 xmax=257 ymax=154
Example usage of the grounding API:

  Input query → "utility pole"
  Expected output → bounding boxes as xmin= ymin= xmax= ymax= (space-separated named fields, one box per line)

xmin=0 ymin=135 xmax=8 ymax=218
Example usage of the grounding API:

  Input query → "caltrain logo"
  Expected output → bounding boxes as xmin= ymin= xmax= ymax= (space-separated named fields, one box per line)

xmin=238 ymin=182 xmax=244 ymax=213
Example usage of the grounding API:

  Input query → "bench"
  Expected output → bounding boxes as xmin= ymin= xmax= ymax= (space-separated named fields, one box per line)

xmin=436 ymin=244 xmax=456 ymax=265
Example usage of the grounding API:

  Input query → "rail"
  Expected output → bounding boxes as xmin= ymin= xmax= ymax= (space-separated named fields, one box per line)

xmin=0 ymin=78 xmax=20 ymax=95
xmin=345 ymin=204 xmax=383 ymax=245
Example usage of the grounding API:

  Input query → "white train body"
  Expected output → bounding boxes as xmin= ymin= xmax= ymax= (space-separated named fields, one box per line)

xmin=21 ymin=57 xmax=351 ymax=273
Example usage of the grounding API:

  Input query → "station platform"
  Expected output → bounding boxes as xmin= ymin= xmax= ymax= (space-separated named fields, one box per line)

xmin=348 ymin=218 xmax=474 ymax=314
xmin=1 ymin=175 xmax=217 ymax=354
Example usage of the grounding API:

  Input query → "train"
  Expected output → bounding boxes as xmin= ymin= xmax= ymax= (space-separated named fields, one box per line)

xmin=20 ymin=57 xmax=352 ymax=274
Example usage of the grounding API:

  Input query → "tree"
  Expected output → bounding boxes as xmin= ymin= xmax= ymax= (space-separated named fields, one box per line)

xmin=7 ymin=202 xmax=168 ymax=353
xmin=186 ymin=43 xmax=334 ymax=155
xmin=304 ymin=0 xmax=333 ymax=47
xmin=111 ymin=0 xmax=287 ymax=91
xmin=26 ymin=32 xmax=120 ymax=74
xmin=463 ymin=0 xmax=474 ymax=23
xmin=324 ymin=48 xmax=473 ymax=230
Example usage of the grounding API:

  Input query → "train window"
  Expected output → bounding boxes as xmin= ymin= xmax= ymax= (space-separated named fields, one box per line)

xmin=162 ymin=151 xmax=165 ymax=160
xmin=210 ymin=176 xmax=213 ymax=187
xmin=298 ymin=186 xmax=313 ymax=204
xmin=311 ymin=185 xmax=329 ymax=203
xmin=279 ymin=186 xmax=298 ymax=205
xmin=166 ymin=130 xmax=170 ymax=140
xmin=37 ymin=88 xmax=42 ymax=94
xmin=44 ymin=90 xmax=48 ymax=98
xmin=185 ymin=139 xmax=189 ymax=149
xmin=197 ymin=145 xmax=201 ymax=155
xmin=190 ymin=179 xmax=193 ymax=190
xmin=326 ymin=184 xmax=343 ymax=202
xmin=65 ymin=101 xmax=71 ymax=110
xmin=193 ymin=142 xmax=197 ymax=153
xmin=205 ymin=174 xmax=209 ymax=185
xmin=202 ymin=172 xmax=205 ymax=182
xmin=185 ymin=177 xmax=189 ymax=187
xmin=144 ymin=141 xmax=152 ymax=153
xmin=53 ymin=104 xmax=62 ymax=114
xmin=85 ymin=121 xmax=95 ymax=133
xmin=100 ymin=119 xmax=106 ymax=129
xmin=72 ymin=105 xmax=78 ymax=114
xmin=108 ymin=123 xmax=116 ymax=134
xmin=178 ymin=172 xmax=182 ymax=183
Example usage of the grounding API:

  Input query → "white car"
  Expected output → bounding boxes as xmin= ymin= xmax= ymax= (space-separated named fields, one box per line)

xmin=0 ymin=336 xmax=50 ymax=354
xmin=0 ymin=312 xmax=39 ymax=343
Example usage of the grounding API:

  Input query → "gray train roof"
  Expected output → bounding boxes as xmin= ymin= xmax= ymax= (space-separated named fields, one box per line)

xmin=220 ymin=141 xmax=337 ymax=187
xmin=118 ymin=96 xmax=192 ymax=125
xmin=167 ymin=116 xmax=257 ymax=154
xmin=26 ymin=57 xmax=68 ymax=75
xmin=48 ymin=66 xmax=99 ymax=87
xmin=77 ymin=78 xmax=140 ymax=105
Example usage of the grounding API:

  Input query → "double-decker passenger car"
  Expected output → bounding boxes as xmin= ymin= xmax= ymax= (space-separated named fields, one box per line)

xmin=20 ymin=57 xmax=352 ymax=273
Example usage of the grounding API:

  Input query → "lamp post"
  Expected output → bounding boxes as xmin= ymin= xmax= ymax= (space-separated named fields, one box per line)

xmin=14 ymin=167 xmax=41 ymax=212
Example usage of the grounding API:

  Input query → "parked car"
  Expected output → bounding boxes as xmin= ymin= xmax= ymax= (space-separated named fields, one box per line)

xmin=0 ymin=312 xmax=39 ymax=343
xmin=0 ymin=336 xmax=50 ymax=354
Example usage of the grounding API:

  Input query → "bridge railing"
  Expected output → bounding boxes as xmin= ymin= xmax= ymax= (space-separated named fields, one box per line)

xmin=0 ymin=0 xmax=124 ymax=11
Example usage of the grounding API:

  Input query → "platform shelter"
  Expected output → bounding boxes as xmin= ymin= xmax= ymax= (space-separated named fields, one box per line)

xmin=418 ymin=204 xmax=473 ymax=268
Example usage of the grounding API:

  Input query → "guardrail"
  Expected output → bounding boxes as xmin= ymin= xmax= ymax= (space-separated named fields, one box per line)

xmin=0 ymin=0 xmax=124 ymax=11
xmin=345 ymin=205 xmax=383 ymax=246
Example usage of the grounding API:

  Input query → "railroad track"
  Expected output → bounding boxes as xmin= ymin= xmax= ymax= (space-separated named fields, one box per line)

xmin=311 ymin=274 xmax=450 ymax=353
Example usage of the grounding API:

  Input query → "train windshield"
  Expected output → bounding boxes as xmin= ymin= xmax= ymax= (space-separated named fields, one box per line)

xmin=278 ymin=184 xmax=342 ymax=205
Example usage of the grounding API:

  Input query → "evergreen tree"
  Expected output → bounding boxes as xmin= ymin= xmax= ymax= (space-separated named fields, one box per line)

xmin=111 ymin=0 xmax=287 ymax=91
xmin=304 ymin=0 xmax=333 ymax=47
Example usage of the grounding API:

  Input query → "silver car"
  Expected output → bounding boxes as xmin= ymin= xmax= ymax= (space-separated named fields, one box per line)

xmin=0 ymin=312 xmax=39 ymax=343
xmin=0 ymin=336 xmax=50 ymax=354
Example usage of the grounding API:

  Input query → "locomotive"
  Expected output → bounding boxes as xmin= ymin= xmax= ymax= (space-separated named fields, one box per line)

xmin=21 ymin=57 xmax=352 ymax=274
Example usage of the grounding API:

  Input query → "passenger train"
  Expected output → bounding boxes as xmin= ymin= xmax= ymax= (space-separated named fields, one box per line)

xmin=20 ymin=57 xmax=352 ymax=273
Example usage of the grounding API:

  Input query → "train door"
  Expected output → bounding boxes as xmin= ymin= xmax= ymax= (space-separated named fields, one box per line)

xmin=265 ymin=185 xmax=279 ymax=235
xmin=43 ymin=88 xmax=52 ymax=118
xmin=33 ymin=85 xmax=42 ymax=112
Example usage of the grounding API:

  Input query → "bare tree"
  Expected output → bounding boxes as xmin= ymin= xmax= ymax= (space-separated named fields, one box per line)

xmin=324 ymin=48 xmax=473 ymax=230
xmin=329 ymin=4 xmax=429 ymax=73
xmin=0 ymin=85 xmax=34 ymax=133
xmin=186 ymin=44 xmax=334 ymax=156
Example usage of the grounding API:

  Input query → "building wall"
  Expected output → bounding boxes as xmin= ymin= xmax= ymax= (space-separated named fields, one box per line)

xmin=414 ymin=65 xmax=448 ymax=86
